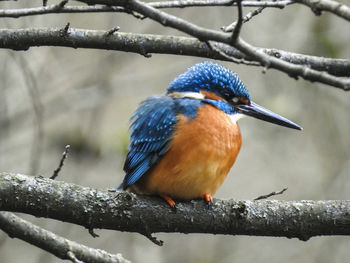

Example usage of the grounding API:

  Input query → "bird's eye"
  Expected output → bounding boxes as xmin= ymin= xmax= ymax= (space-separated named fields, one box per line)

xmin=232 ymin=97 xmax=239 ymax=103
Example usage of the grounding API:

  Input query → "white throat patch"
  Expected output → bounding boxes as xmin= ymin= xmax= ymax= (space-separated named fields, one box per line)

xmin=230 ymin=113 xmax=245 ymax=123
xmin=168 ymin=92 xmax=205 ymax=100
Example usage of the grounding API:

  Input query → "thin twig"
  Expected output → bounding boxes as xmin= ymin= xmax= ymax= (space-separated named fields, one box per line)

xmin=51 ymin=145 xmax=70 ymax=180
xmin=88 ymin=228 xmax=99 ymax=238
xmin=58 ymin=0 xmax=69 ymax=8
xmin=254 ymin=188 xmax=288 ymax=200
xmin=105 ymin=26 xmax=120 ymax=36
xmin=222 ymin=6 xmax=266 ymax=32
xmin=231 ymin=0 xmax=243 ymax=43
xmin=60 ymin=22 xmax=70 ymax=36
xmin=142 ymin=232 xmax=164 ymax=246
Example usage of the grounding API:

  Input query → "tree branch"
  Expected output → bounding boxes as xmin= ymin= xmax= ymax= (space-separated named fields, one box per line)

xmin=222 ymin=6 xmax=266 ymax=32
xmin=206 ymin=40 xmax=260 ymax=65
xmin=51 ymin=144 xmax=71 ymax=180
xmin=0 ymin=211 xmax=131 ymax=263
xmin=235 ymin=37 xmax=350 ymax=90
xmin=149 ymin=0 xmax=294 ymax=8
xmin=0 ymin=3 xmax=127 ymax=18
xmin=1 ymin=172 xmax=350 ymax=242
xmin=0 ymin=0 xmax=349 ymax=89
xmin=0 ymin=0 xmax=295 ymax=19
xmin=261 ymin=47 xmax=350 ymax=77
xmin=72 ymin=0 xmax=350 ymax=90
xmin=76 ymin=0 xmax=349 ymax=19
xmin=0 ymin=0 xmax=294 ymax=18
xmin=295 ymin=0 xmax=350 ymax=21
xmin=231 ymin=0 xmax=243 ymax=43
xmin=0 ymin=28 xmax=348 ymax=84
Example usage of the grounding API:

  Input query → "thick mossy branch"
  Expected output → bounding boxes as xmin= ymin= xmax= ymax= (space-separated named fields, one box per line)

xmin=0 ymin=172 xmax=350 ymax=241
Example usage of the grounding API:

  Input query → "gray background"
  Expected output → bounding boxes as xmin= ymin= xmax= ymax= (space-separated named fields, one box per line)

xmin=0 ymin=2 xmax=349 ymax=263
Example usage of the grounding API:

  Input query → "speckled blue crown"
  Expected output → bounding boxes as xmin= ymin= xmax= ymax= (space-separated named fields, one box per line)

xmin=167 ymin=61 xmax=250 ymax=101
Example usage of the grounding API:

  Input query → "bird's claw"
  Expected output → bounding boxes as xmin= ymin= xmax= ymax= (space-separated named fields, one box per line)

xmin=204 ymin=194 xmax=213 ymax=209
xmin=160 ymin=194 xmax=177 ymax=211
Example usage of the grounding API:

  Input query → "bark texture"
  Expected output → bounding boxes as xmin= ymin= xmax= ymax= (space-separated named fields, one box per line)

xmin=0 ymin=212 xmax=130 ymax=263
xmin=0 ymin=172 xmax=349 ymax=241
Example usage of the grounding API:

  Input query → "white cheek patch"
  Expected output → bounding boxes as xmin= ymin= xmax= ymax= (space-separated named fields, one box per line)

xmin=230 ymin=113 xmax=245 ymax=123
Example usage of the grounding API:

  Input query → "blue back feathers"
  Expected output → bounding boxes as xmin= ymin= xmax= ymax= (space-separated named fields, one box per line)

xmin=167 ymin=61 xmax=250 ymax=102
xmin=121 ymin=95 xmax=202 ymax=189
xmin=121 ymin=62 xmax=249 ymax=189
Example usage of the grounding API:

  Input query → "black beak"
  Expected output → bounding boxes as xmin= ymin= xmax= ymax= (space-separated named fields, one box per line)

xmin=236 ymin=101 xmax=302 ymax=130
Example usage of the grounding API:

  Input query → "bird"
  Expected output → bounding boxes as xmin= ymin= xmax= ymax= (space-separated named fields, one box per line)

xmin=119 ymin=61 xmax=301 ymax=208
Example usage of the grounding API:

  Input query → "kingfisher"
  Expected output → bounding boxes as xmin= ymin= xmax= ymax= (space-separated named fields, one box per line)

xmin=119 ymin=62 xmax=301 ymax=207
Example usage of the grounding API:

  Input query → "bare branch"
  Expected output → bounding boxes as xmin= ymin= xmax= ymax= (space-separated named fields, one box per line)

xmin=149 ymin=0 xmax=294 ymax=8
xmin=1 ymin=172 xmax=350 ymax=242
xmin=295 ymin=0 xmax=350 ymax=21
xmin=0 ymin=28 xmax=349 ymax=86
xmin=88 ymin=228 xmax=99 ymax=238
xmin=51 ymin=145 xmax=71 ymax=180
xmin=87 ymin=0 xmax=349 ymax=90
xmin=60 ymin=22 xmax=71 ymax=36
xmin=254 ymin=188 xmax=288 ymax=200
xmin=235 ymin=38 xmax=350 ymax=90
xmin=0 ymin=212 xmax=131 ymax=263
xmin=206 ymin=41 xmax=261 ymax=65
xmin=76 ymin=0 xmax=349 ymax=18
xmin=261 ymin=47 xmax=350 ymax=77
xmin=0 ymin=0 xmax=347 ymax=22
xmin=105 ymin=26 xmax=121 ymax=36
xmin=222 ymin=6 xmax=266 ymax=32
xmin=231 ymin=0 xmax=243 ymax=44
xmin=0 ymin=1 xmax=294 ymax=18
xmin=125 ymin=0 xmax=231 ymax=41
xmin=0 ymin=0 xmax=348 ymax=89
xmin=0 ymin=3 xmax=131 ymax=18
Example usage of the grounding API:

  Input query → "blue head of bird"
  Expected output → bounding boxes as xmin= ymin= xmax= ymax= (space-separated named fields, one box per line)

xmin=167 ymin=61 xmax=302 ymax=130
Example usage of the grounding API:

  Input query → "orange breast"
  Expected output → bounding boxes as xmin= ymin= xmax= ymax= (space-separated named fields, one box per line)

xmin=133 ymin=104 xmax=242 ymax=199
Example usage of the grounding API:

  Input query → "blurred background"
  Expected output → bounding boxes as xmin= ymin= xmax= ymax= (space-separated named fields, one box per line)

xmin=0 ymin=1 xmax=349 ymax=262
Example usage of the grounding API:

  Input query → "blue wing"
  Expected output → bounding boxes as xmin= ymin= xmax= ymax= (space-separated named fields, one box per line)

xmin=120 ymin=95 xmax=177 ymax=189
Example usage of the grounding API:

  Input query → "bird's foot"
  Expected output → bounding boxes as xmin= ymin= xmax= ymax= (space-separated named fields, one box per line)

xmin=203 ymin=194 xmax=213 ymax=209
xmin=159 ymin=194 xmax=176 ymax=211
